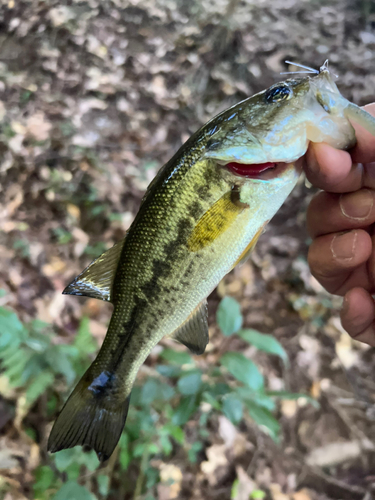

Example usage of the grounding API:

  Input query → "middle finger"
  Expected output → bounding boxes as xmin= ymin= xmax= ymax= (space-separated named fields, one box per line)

xmin=307 ymin=188 xmax=375 ymax=238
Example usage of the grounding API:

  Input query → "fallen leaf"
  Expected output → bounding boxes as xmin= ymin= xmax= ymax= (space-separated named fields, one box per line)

xmin=25 ymin=112 xmax=52 ymax=141
xmin=232 ymin=466 xmax=257 ymax=500
xmin=292 ymin=488 xmax=313 ymax=500
xmin=219 ymin=415 xmax=238 ymax=448
xmin=201 ymin=444 xmax=229 ymax=485
xmin=306 ymin=440 xmax=375 ymax=467
xmin=159 ymin=463 xmax=183 ymax=499
xmin=269 ymin=483 xmax=291 ymax=500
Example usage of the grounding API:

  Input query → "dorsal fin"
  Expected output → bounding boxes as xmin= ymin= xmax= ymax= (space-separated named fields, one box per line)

xmin=63 ymin=239 xmax=125 ymax=302
xmin=169 ymin=299 xmax=209 ymax=355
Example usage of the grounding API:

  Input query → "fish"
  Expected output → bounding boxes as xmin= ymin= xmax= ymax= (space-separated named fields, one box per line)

xmin=48 ymin=61 xmax=375 ymax=461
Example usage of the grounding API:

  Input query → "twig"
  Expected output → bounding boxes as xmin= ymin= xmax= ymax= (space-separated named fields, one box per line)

xmin=133 ymin=445 xmax=150 ymax=500
xmin=299 ymin=465 xmax=367 ymax=500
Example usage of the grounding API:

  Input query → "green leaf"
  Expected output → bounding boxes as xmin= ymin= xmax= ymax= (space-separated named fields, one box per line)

xmin=202 ymin=391 xmax=221 ymax=410
xmin=45 ymin=346 xmax=76 ymax=385
xmin=141 ymin=378 xmax=174 ymax=405
xmin=162 ymin=424 xmax=185 ymax=444
xmin=29 ymin=319 xmax=50 ymax=333
xmin=231 ymin=478 xmax=239 ymax=499
xmin=248 ymin=404 xmax=280 ymax=441
xmin=177 ymin=370 xmax=202 ymax=395
xmin=33 ymin=465 xmax=56 ymax=494
xmin=156 ymin=364 xmax=182 ymax=377
xmin=251 ymin=490 xmax=266 ymax=499
xmin=205 ymin=382 xmax=231 ymax=397
xmin=238 ymin=329 xmax=288 ymax=364
xmin=216 ymin=297 xmax=243 ymax=336
xmin=74 ymin=317 xmax=97 ymax=356
xmin=172 ymin=395 xmax=198 ymax=425
xmin=141 ymin=379 xmax=161 ymax=405
xmin=53 ymin=480 xmax=95 ymax=500
xmin=222 ymin=394 xmax=243 ymax=424
xmin=54 ymin=449 xmax=76 ymax=472
xmin=97 ymin=475 xmax=110 ymax=496
xmin=160 ymin=348 xmax=193 ymax=366
xmin=236 ymin=388 xmax=275 ymax=411
xmin=188 ymin=441 xmax=203 ymax=463
xmin=0 ymin=308 xmax=27 ymax=348
xmin=221 ymin=352 xmax=263 ymax=391
xmin=160 ymin=434 xmax=172 ymax=455
xmin=119 ymin=434 xmax=130 ymax=471
xmin=54 ymin=448 xmax=98 ymax=473
xmin=25 ymin=372 xmax=54 ymax=406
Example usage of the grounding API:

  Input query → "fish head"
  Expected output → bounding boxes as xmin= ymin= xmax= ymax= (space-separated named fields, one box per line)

xmin=205 ymin=63 xmax=356 ymax=167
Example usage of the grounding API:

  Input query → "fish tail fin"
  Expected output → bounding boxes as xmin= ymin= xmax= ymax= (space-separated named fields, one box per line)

xmin=48 ymin=370 xmax=130 ymax=462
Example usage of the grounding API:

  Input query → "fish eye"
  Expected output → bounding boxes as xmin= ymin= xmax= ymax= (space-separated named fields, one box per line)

xmin=264 ymin=85 xmax=292 ymax=104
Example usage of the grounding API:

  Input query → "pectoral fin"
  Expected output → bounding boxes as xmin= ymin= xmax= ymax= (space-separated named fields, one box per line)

xmin=188 ymin=190 xmax=248 ymax=252
xmin=63 ymin=239 xmax=125 ymax=302
xmin=169 ymin=299 xmax=208 ymax=355
xmin=232 ymin=222 xmax=267 ymax=268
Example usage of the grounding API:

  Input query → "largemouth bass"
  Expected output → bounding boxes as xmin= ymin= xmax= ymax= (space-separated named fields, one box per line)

xmin=48 ymin=62 xmax=375 ymax=461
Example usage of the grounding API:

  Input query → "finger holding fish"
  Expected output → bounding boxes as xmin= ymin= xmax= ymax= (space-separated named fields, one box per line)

xmin=305 ymin=102 xmax=375 ymax=191
xmin=341 ymin=287 xmax=375 ymax=347
xmin=308 ymin=229 xmax=372 ymax=294
xmin=305 ymin=103 xmax=375 ymax=346
xmin=307 ymin=189 xmax=375 ymax=238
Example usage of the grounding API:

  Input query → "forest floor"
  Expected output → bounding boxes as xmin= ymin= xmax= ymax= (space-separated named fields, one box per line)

xmin=1 ymin=0 xmax=375 ymax=499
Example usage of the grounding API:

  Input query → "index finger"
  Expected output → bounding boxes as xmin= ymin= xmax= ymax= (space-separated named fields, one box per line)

xmin=351 ymin=103 xmax=375 ymax=163
xmin=304 ymin=103 xmax=375 ymax=192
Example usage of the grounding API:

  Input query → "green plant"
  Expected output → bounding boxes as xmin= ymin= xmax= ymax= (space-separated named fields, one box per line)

xmin=215 ymin=297 xmax=316 ymax=437
xmin=13 ymin=238 xmax=30 ymax=259
xmin=0 ymin=296 xmax=316 ymax=499
xmin=0 ymin=309 xmax=95 ymax=419
xmin=52 ymin=227 xmax=73 ymax=245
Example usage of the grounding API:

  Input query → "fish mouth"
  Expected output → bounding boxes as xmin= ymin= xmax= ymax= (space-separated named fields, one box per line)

xmin=225 ymin=161 xmax=295 ymax=180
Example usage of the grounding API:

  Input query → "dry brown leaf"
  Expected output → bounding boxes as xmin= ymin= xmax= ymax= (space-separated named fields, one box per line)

xmin=158 ymin=463 xmax=183 ymax=499
xmin=201 ymin=444 xmax=229 ymax=485
xmin=292 ymin=488 xmax=313 ymax=500
xmin=269 ymin=483 xmax=291 ymax=500
xmin=306 ymin=440 xmax=375 ymax=468
xmin=25 ymin=112 xmax=52 ymax=141
xmin=218 ymin=415 xmax=238 ymax=448
xmin=42 ymin=256 xmax=67 ymax=277
xmin=232 ymin=466 xmax=257 ymax=500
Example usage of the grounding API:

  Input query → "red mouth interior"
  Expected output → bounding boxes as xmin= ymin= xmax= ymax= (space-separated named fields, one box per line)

xmin=226 ymin=161 xmax=276 ymax=178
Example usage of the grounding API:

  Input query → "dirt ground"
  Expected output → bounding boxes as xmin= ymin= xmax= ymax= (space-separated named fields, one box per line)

xmin=1 ymin=0 xmax=375 ymax=499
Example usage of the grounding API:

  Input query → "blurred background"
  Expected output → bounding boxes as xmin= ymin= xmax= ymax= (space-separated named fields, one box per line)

xmin=1 ymin=0 xmax=375 ymax=499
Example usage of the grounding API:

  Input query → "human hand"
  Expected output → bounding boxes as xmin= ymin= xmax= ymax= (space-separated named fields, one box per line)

xmin=305 ymin=103 xmax=375 ymax=346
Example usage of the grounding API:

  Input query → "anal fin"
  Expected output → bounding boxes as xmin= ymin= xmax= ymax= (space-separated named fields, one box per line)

xmin=63 ymin=238 xmax=125 ymax=302
xmin=169 ymin=299 xmax=208 ymax=355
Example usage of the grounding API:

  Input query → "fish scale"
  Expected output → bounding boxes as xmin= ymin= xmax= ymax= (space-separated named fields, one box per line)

xmin=48 ymin=65 xmax=375 ymax=461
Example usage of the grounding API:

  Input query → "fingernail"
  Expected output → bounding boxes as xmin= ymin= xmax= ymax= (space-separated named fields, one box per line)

xmin=331 ymin=230 xmax=357 ymax=261
xmin=305 ymin=147 xmax=320 ymax=175
xmin=340 ymin=189 xmax=373 ymax=220
xmin=341 ymin=295 xmax=349 ymax=314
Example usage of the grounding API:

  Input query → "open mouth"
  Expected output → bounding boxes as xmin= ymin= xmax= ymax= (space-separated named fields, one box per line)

xmin=225 ymin=161 xmax=301 ymax=180
xmin=226 ymin=161 xmax=278 ymax=179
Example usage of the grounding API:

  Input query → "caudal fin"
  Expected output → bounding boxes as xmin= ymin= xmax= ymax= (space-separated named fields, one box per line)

xmin=48 ymin=374 xmax=130 ymax=462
